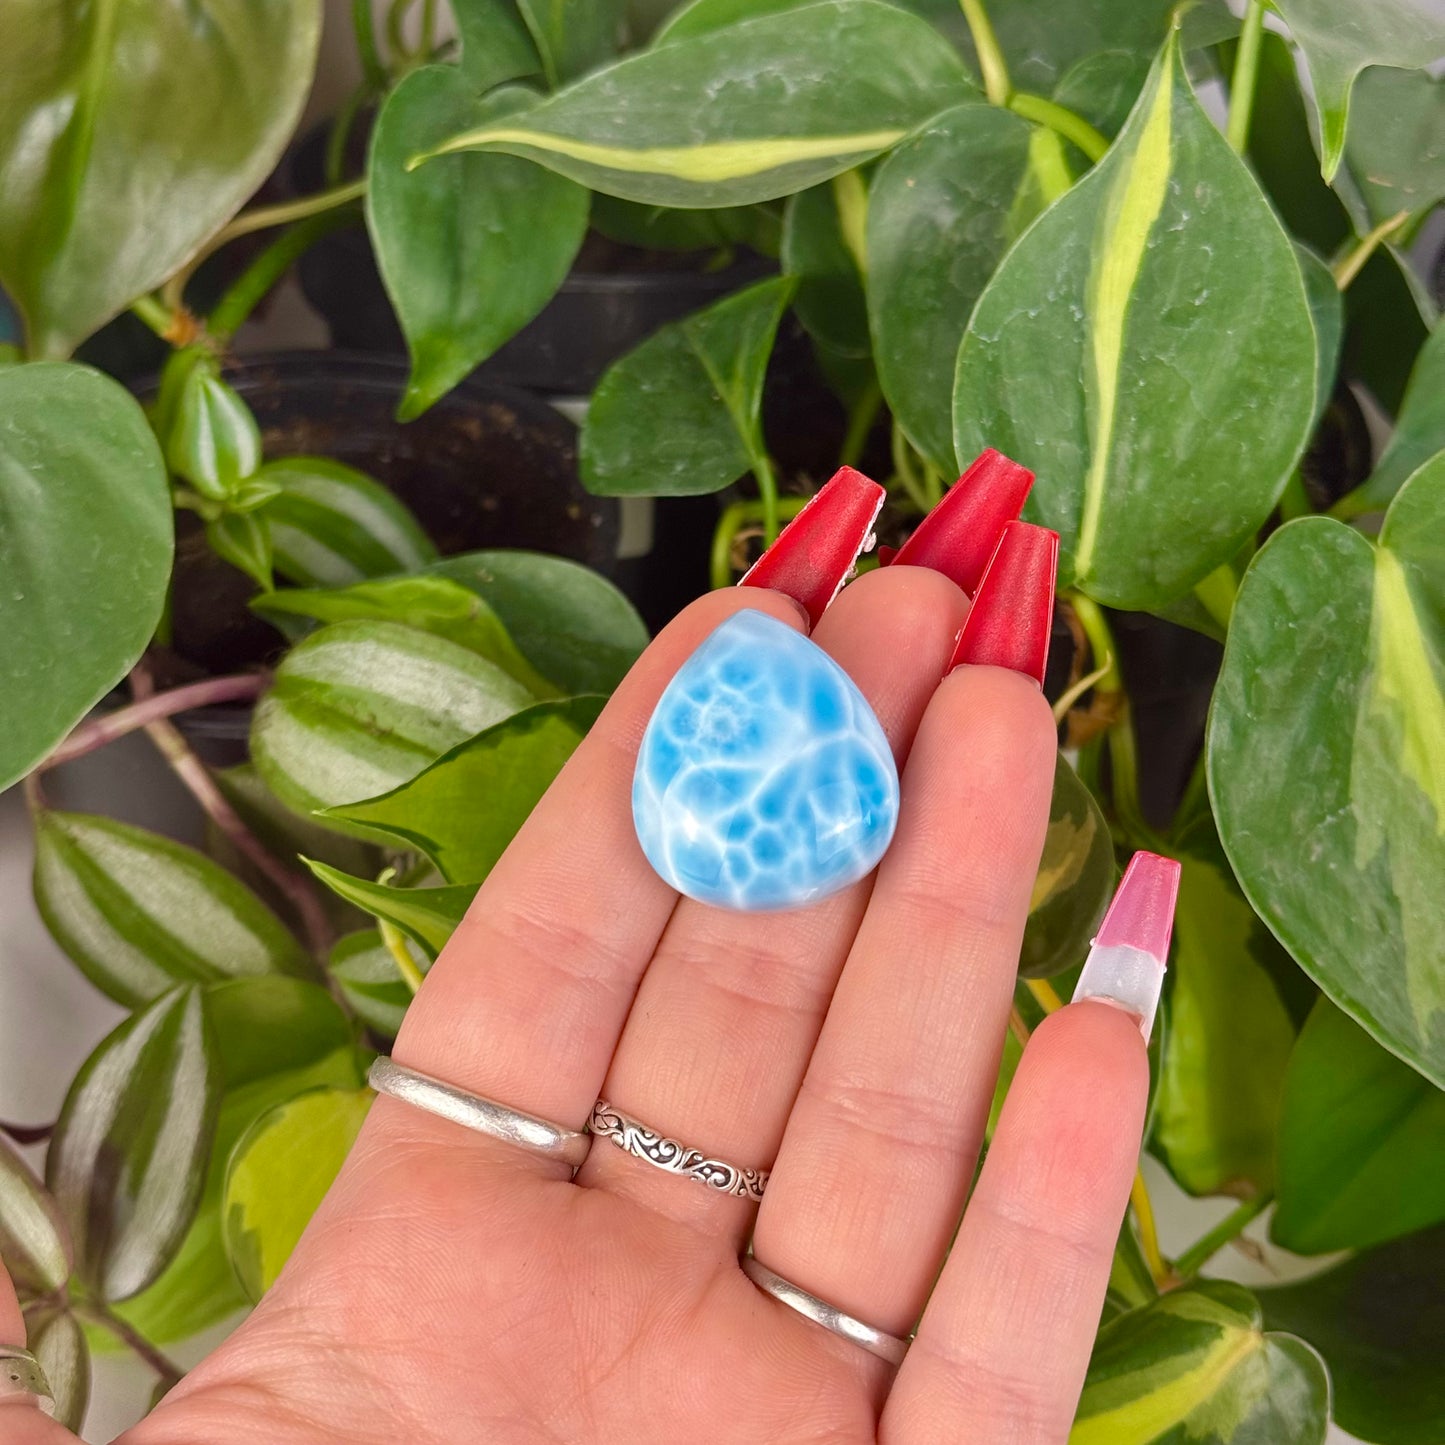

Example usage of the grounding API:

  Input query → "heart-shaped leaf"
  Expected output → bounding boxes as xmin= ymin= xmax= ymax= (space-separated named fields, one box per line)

xmin=1274 ymin=998 xmax=1445 ymax=1255
xmin=255 ymin=457 xmax=437 ymax=589
xmin=252 ymin=575 xmax=557 ymax=698
xmin=107 ymin=978 xmax=360 ymax=1346
xmin=1269 ymin=0 xmax=1442 ymax=181
xmin=33 ymin=810 xmax=309 ymax=1008
xmin=1349 ymin=320 xmax=1445 ymax=516
xmin=22 ymin=1307 xmax=89 ymax=1431
xmin=1018 ymin=752 xmax=1114 ymax=978
xmin=368 ymin=68 xmax=588 ymax=421
xmin=0 ymin=1134 xmax=71 ymax=1297
xmin=326 ymin=696 xmax=606 ymax=883
xmin=424 ymin=551 xmax=649 ymax=695
xmin=1070 ymin=1281 xmax=1330 ymax=1444
xmin=449 ymin=0 xmax=541 ymax=90
xmin=1151 ymin=822 xmax=1297 ymax=1199
xmin=1209 ymin=455 xmax=1445 ymax=1087
xmin=868 ymin=102 xmax=1039 ymax=472
xmin=250 ymin=619 xmax=534 ymax=823
xmin=415 ymin=0 xmax=971 ymax=206
xmin=517 ymin=0 xmax=624 ymax=86
xmin=0 ymin=363 xmax=171 ymax=791
xmin=582 ymin=276 xmax=794 ymax=496
xmin=1340 ymin=66 xmax=1445 ymax=229
xmin=47 ymin=988 xmax=220 ymax=1302
xmin=1260 ymin=1223 xmax=1445 ymax=1445
xmin=782 ymin=180 xmax=870 ymax=359
xmin=953 ymin=32 xmax=1317 ymax=610
xmin=0 ymin=0 xmax=321 ymax=356
xmin=223 ymin=1086 xmax=372 ymax=1302
xmin=303 ymin=862 xmax=476 ymax=959
xmin=328 ymin=930 xmax=413 ymax=1038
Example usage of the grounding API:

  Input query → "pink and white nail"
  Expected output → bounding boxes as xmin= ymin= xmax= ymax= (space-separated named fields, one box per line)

xmin=1071 ymin=851 xmax=1181 ymax=1041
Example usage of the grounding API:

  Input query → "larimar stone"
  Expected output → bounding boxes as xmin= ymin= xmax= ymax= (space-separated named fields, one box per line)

xmin=632 ymin=610 xmax=900 ymax=911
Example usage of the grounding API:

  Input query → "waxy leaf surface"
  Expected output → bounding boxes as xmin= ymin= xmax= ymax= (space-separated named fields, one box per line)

xmin=1209 ymin=456 xmax=1445 ymax=1087
xmin=953 ymin=36 xmax=1316 ymax=609
xmin=0 ymin=1134 xmax=72 ymax=1296
xmin=304 ymin=862 xmax=477 ymax=960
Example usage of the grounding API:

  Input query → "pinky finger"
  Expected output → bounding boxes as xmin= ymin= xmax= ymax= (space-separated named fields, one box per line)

xmin=883 ymin=1000 xmax=1150 ymax=1445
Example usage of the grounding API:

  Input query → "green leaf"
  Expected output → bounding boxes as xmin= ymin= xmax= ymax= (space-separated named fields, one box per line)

xmin=1151 ymin=823 xmax=1297 ymax=1199
xmin=33 ymin=810 xmax=309 ymax=1009
xmin=250 ymin=619 xmax=534 ymax=823
xmin=1104 ymin=1218 xmax=1158 ymax=1324
xmin=327 ymin=696 xmax=605 ymax=882
xmin=953 ymin=33 xmax=1317 ymax=610
xmin=781 ymin=181 xmax=869 ymax=359
xmin=223 ymin=1086 xmax=372 ymax=1301
xmin=517 ymin=0 xmax=624 ymax=86
xmin=303 ymin=861 xmax=476 ymax=959
xmin=1070 ymin=1281 xmax=1330 ymax=1445
xmin=867 ymin=102 xmax=1038 ymax=472
xmin=1269 ymin=0 xmax=1442 ymax=181
xmin=1273 ymin=998 xmax=1445 ymax=1255
xmin=1350 ymin=321 xmax=1445 ymax=515
xmin=0 ymin=363 xmax=171 ymax=791
xmin=0 ymin=0 xmax=322 ymax=356
xmin=415 ymin=0 xmax=971 ymax=206
xmin=1340 ymin=66 xmax=1445 ymax=229
xmin=1208 ymin=456 xmax=1445 ymax=1088
xmin=1342 ymin=243 xmax=1436 ymax=417
xmin=450 ymin=0 xmax=541 ymax=90
xmin=255 ymin=457 xmax=437 ymax=588
xmin=251 ymin=575 xmax=558 ymax=698
xmin=1296 ymin=245 xmax=1343 ymax=430
xmin=1260 ymin=1223 xmax=1445 ymax=1445
xmin=590 ymin=193 xmax=782 ymax=253
xmin=581 ymin=275 xmax=794 ymax=496
xmin=165 ymin=359 xmax=262 ymax=502
xmin=23 ymin=1307 xmax=89 ymax=1432
xmin=1018 ymin=752 xmax=1114 ymax=979
xmin=206 ymin=510 xmax=273 ymax=592
xmin=109 ymin=978 xmax=360 ymax=1346
xmin=0 ymin=1134 xmax=72 ymax=1296
xmin=328 ymin=930 xmax=413 ymax=1038
xmin=1052 ymin=50 xmax=1154 ymax=141
xmin=424 ymin=550 xmax=649 ymax=694
xmin=47 ymin=988 xmax=220 ymax=1302
xmin=368 ymin=69 xmax=588 ymax=421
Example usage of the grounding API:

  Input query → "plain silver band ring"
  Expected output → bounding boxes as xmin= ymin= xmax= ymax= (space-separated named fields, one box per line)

xmin=369 ymin=1058 xmax=590 ymax=1170
xmin=588 ymin=1100 xmax=768 ymax=1200
xmin=742 ymin=1257 xmax=909 ymax=1366
xmin=0 ymin=1345 xmax=54 ymax=1404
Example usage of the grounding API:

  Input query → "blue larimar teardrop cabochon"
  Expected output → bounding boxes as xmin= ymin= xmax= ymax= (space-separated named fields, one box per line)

xmin=632 ymin=609 xmax=900 ymax=911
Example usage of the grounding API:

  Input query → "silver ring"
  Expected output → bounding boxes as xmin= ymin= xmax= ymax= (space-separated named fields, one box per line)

xmin=0 ymin=1346 xmax=53 ymax=1403
xmin=588 ymin=1100 xmax=768 ymax=1200
xmin=369 ymin=1058 xmax=590 ymax=1169
xmin=742 ymin=1257 xmax=909 ymax=1366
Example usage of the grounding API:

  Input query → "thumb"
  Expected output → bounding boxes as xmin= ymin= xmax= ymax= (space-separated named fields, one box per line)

xmin=0 ymin=1260 xmax=81 ymax=1444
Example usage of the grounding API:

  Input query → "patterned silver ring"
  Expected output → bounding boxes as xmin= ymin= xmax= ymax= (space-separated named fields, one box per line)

xmin=0 ymin=1346 xmax=53 ymax=1404
xmin=742 ymin=1257 xmax=909 ymax=1366
xmin=369 ymin=1058 xmax=590 ymax=1169
xmin=587 ymin=1100 xmax=768 ymax=1200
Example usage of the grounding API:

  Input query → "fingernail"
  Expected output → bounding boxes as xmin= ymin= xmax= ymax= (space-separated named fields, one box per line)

xmin=1072 ymin=851 xmax=1182 ymax=1041
xmin=739 ymin=466 xmax=886 ymax=628
xmin=885 ymin=448 xmax=1034 ymax=595
xmin=946 ymin=520 xmax=1059 ymax=685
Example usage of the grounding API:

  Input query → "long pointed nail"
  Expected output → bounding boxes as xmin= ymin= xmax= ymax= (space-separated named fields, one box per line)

xmin=739 ymin=466 xmax=886 ymax=628
xmin=946 ymin=520 xmax=1058 ymax=685
xmin=1072 ymin=851 xmax=1181 ymax=1041
xmin=885 ymin=448 xmax=1034 ymax=595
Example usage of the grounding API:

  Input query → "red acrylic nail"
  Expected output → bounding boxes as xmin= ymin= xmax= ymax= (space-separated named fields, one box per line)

xmin=885 ymin=448 xmax=1034 ymax=595
xmin=947 ymin=520 xmax=1059 ymax=686
xmin=1094 ymin=851 xmax=1182 ymax=962
xmin=738 ymin=465 xmax=886 ymax=628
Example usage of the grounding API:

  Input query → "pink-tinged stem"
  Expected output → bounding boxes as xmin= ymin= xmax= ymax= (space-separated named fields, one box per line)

xmin=42 ymin=673 xmax=268 ymax=769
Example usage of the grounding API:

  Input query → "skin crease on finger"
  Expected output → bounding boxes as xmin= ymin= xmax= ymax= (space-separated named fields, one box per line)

xmin=96 ymin=576 xmax=1117 ymax=1445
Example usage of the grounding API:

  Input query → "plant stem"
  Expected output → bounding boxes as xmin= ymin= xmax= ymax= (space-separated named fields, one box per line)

xmin=352 ymin=0 xmax=387 ymax=88
xmin=750 ymin=447 xmax=781 ymax=546
xmin=1332 ymin=210 xmax=1410 ymax=291
xmin=841 ymin=377 xmax=882 ymax=468
xmin=325 ymin=82 xmax=371 ymax=189
xmin=1008 ymin=93 xmax=1110 ymax=165
xmin=1226 ymin=0 xmax=1268 ymax=153
xmin=831 ymin=169 xmax=870 ymax=276
xmin=1065 ymin=593 xmax=1121 ymax=692
xmin=709 ymin=495 xmax=811 ymax=588
xmin=380 ymin=919 xmax=426 ymax=994
xmin=959 ymin=0 xmax=1010 ymax=105
xmin=1174 ymin=1193 xmax=1273 ymax=1279
xmin=129 ymin=294 xmax=173 ymax=339
xmin=1051 ymin=657 xmax=1113 ymax=725
xmin=1192 ymin=563 xmax=1237 ymax=632
xmin=890 ymin=423 xmax=934 ymax=514
xmin=42 ymin=674 xmax=268 ymax=769
xmin=387 ymin=0 xmax=418 ymax=59
xmin=0 ymin=1118 xmax=54 ymax=1145
xmin=208 ymin=205 xmax=362 ymax=340
xmin=76 ymin=1303 xmax=183 ymax=1389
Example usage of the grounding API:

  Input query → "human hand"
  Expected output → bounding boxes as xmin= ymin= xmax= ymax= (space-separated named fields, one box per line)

xmin=3 ymin=529 xmax=1154 ymax=1445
